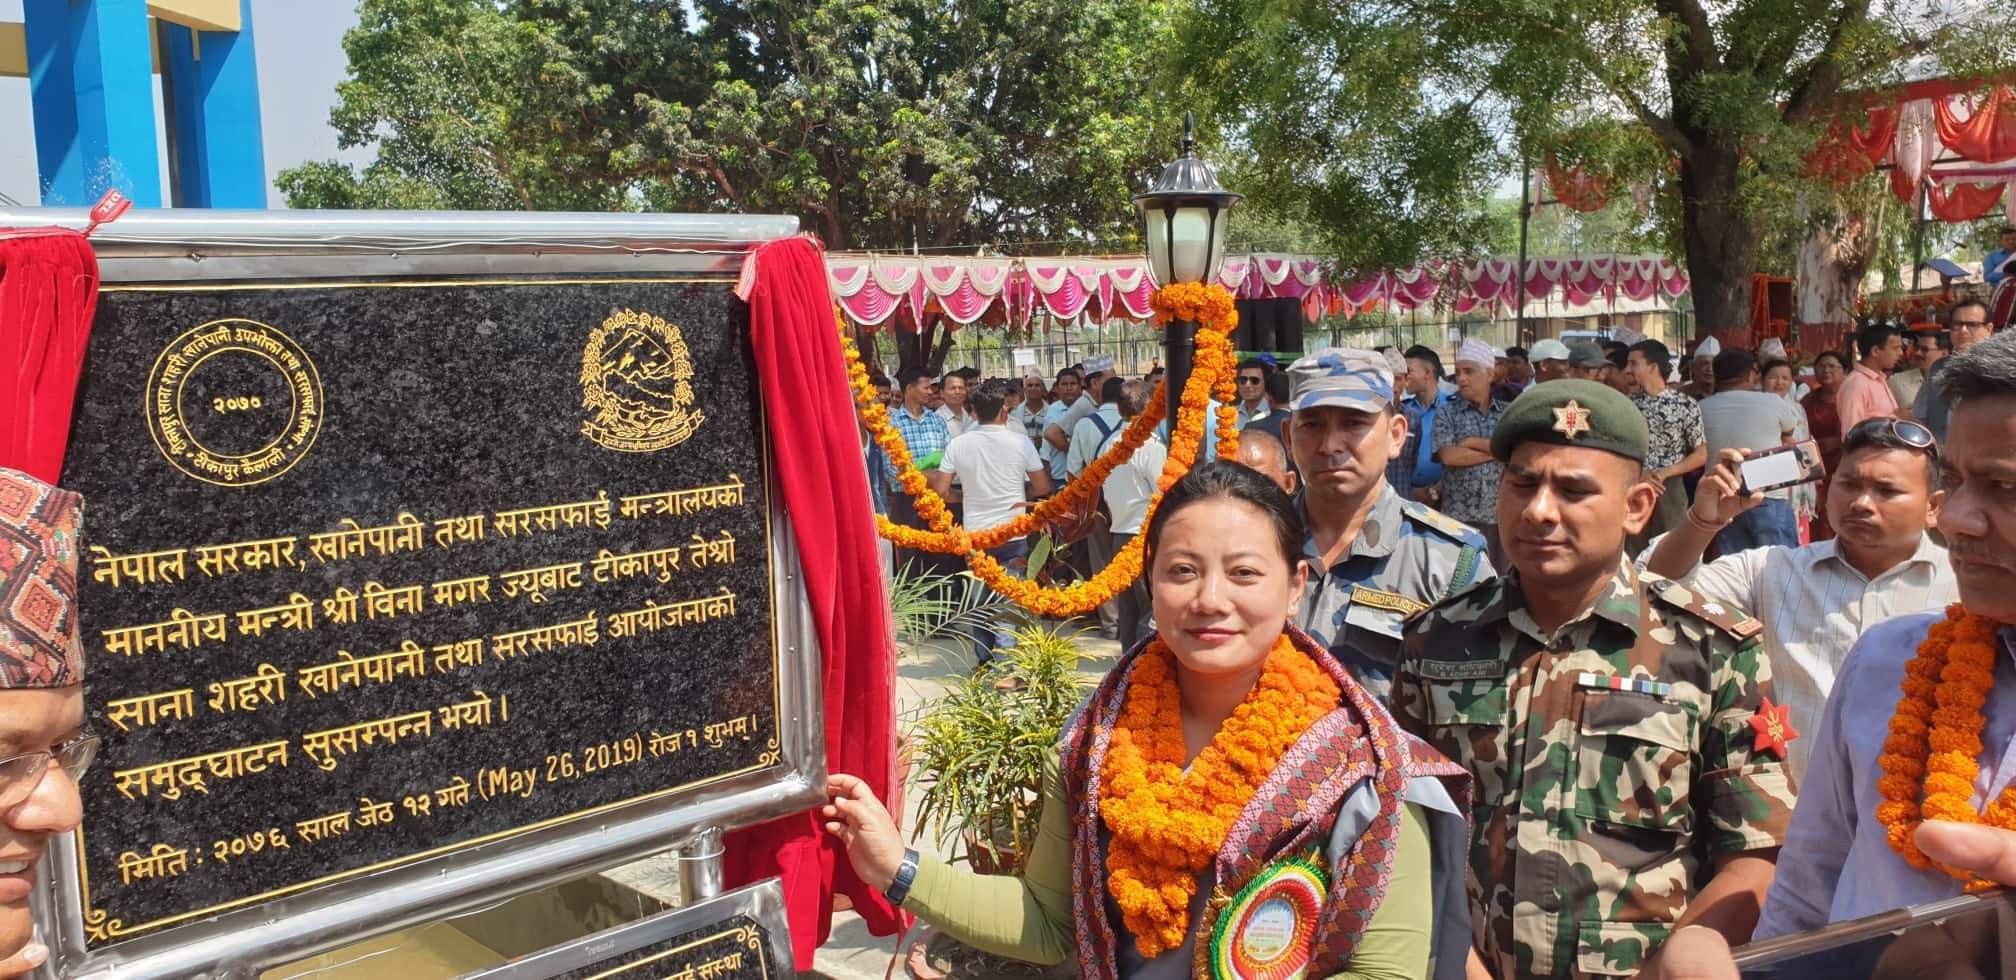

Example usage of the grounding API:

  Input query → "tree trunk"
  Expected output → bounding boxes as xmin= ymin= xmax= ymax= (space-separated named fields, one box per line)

xmin=1676 ymin=143 xmax=1760 ymax=340
xmin=1794 ymin=203 xmax=1874 ymax=328
xmin=894 ymin=315 xmax=955 ymax=377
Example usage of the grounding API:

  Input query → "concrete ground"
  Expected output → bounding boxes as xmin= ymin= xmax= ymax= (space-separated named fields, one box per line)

xmin=803 ymin=623 xmax=1122 ymax=980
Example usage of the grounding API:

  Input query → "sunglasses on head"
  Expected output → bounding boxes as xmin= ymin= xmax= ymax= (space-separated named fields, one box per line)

xmin=1847 ymin=417 xmax=1936 ymax=452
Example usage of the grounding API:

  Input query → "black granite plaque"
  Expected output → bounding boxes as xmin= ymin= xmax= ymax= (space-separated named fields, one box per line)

xmin=544 ymin=913 xmax=779 ymax=980
xmin=58 ymin=278 xmax=780 ymax=947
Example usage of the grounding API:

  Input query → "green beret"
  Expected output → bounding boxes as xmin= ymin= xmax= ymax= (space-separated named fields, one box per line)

xmin=1490 ymin=379 xmax=1647 ymax=463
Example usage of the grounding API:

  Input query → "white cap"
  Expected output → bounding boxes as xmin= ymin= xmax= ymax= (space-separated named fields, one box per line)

xmin=1456 ymin=338 xmax=1496 ymax=368
xmin=1083 ymin=354 xmax=1115 ymax=375
xmin=1759 ymin=338 xmax=1788 ymax=360
xmin=1693 ymin=336 xmax=1721 ymax=360
xmin=1528 ymin=338 xmax=1570 ymax=362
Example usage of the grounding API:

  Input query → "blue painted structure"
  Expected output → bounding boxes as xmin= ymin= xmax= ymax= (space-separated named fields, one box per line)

xmin=22 ymin=0 xmax=265 ymax=208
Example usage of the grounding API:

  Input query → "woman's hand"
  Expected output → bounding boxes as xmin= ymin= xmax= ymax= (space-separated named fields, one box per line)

xmin=0 ymin=941 xmax=47 ymax=978
xmin=822 ymin=773 xmax=908 ymax=893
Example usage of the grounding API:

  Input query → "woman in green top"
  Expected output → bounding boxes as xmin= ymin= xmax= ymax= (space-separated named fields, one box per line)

xmin=824 ymin=460 xmax=1472 ymax=979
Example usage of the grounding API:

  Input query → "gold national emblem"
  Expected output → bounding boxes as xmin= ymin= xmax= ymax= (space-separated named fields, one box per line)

xmin=579 ymin=309 xmax=707 ymax=453
xmin=144 ymin=318 xmax=323 ymax=488
xmin=1551 ymin=399 xmax=1592 ymax=440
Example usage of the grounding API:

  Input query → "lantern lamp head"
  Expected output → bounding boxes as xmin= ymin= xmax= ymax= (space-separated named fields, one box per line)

xmin=1135 ymin=112 xmax=1242 ymax=288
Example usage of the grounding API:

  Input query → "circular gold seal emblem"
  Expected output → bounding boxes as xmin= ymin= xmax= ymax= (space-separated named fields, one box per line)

xmin=580 ymin=309 xmax=706 ymax=453
xmin=145 ymin=318 xmax=324 ymax=488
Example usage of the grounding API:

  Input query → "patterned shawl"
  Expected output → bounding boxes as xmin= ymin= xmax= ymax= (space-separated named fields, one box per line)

xmin=1058 ymin=625 xmax=1470 ymax=979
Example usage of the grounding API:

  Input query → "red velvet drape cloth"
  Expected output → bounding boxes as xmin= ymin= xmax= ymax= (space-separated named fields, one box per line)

xmin=0 ymin=229 xmax=99 ymax=482
xmin=1926 ymin=181 xmax=2007 ymax=222
xmin=1934 ymin=85 xmax=2016 ymax=164
xmin=729 ymin=235 xmax=907 ymax=969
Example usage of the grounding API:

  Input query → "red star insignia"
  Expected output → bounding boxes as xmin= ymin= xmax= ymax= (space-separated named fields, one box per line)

xmin=1749 ymin=697 xmax=1798 ymax=758
xmin=1552 ymin=400 xmax=1592 ymax=440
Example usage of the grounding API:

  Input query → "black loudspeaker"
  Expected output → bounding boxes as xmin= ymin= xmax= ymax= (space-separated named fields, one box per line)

xmin=1234 ymin=298 xmax=1305 ymax=355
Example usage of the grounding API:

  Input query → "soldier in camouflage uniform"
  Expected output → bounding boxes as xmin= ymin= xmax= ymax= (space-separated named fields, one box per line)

xmin=1281 ymin=348 xmax=1494 ymax=702
xmin=1392 ymin=380 xmax=1797 ymax=979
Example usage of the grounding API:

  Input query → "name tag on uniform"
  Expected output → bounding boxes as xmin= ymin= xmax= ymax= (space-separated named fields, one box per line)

xmin=1577 ymin=672 xmax=1673 ymax=698
xmin=1347 ymin=585 xmax=1430 ymax=617
xmin=1416 ymin=658 xmax=1504 ymax=681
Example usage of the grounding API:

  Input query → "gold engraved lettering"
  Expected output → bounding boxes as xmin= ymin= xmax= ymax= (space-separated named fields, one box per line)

xmin=104 ymin=688 xmax=196 ymax=732
xmin=430 ymin=637 xmax=486 ymax=674
xmin=401 ymin=793 xmax=432 ymax=818
xmin=608 ymin=588 xmax=738 ymax=639
xmin=299 ymin=708 xmax=434 ymax=771
xmin=648 ymin=728 xmax=699 ymax=757
xmin=488 ymin=613 xmax=600 ymax=661
xmin=359 ymin=580 xmax=425 ymax=620
xmin=116 ymin=844 xmax=190 ymax=885
xmin=101 ymin=608 xmax=228 ymax=657
xmin=697 ymin=952 xmax=745 ymax=979
xmin=194 ymin=536 xmax=299 ymax=578
xmin=356 ymin=797 xmax=396 ymax=828
xmin=589 ymin=545 xmax=683 ymax=584
xmin=293 ymin=809 xmax=352 ymax=845
xmin=321 ymin=586 xmax=359 ymax=625
xmin=236 ymin=593 xmax=315 ymax=639
xmin=88 ymin=546 xmax=189 ymax=589
xmin=112 ymin=740 xmax=289 ymax=801
xmin=309 ymin=513 xmax=425 ymax=564
xmin=206 ymin=663 xmax=287 ymax=714
xmin=437 ymin=690 xmax=508 ymax=732
xmin=433 ymin=776 xmax=473 ymax=809
xmin=497 ymin=561 xmax=584 ymax=604
xmin=685 ymin=530 xmax=737 ymax=568
xmin=579 ymin=309 xmax=708 ymax=452
xmin=430 ymin=574 xmax=493 ymax=608
xmin=493 ymin=492 xmax=613 ymax=539
xmin=432 ymin=514 xmax=487 ymax=549
xmin=298 ymin=641 xmax=427 ymax=698
xmin=617 ymin=475 xmax=745 ymax=521
xmin=703 ymin=713 xmax=757 ymax=750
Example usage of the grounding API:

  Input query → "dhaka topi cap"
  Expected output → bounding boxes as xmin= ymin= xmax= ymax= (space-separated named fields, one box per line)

xmin=1456 ymin=338 xmax=1496 ymax=368
xmin=1692 ymin=336 xmax=1721 ymax=360
xmin=1613 ymin=326 xmax=1646 ymax=346
xmin=1381 ymin=348 xmax=1408 ymax=377
xmin=1528 ymin=338 xmax=1570 ymax=363
xmin=1566 ymin=340 xmax=1608 ymax=369
xmin=1758 ymin=337 xmax=1789 ymax=360
xmin=1287 ymin=348 xmax=1394 ymax=414
xmin=0 ymin=468 xmax=84 ymax=688
xmin=1490 ymin=379 xmax=1647 ymax=463
xmin=1083 ymin=354 xmax=1115 ymax=376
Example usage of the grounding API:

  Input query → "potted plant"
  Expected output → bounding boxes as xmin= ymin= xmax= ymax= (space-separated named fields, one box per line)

xmin=905 ymin=621 xmax=1088 ymax=875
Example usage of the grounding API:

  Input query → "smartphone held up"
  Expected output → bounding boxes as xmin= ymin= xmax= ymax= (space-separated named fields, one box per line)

xmin=1738 ymin=440 xmax=1826 ymax=496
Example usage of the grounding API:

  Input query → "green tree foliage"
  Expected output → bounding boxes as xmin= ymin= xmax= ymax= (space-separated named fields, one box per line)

xmin=280 ymin=0 xmax=1184 ymax=256
xmin=1182 ymin=0 xmax=2004 ymax=333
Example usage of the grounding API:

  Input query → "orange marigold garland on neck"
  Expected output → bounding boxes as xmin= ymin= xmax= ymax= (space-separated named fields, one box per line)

xmin=1877 ymin=604 xmax=2016 ymax=888
xmin=839 ymin=282 xmax=1240 ymax=617
xmin=1100 ymin=634 xmax=1340 ymax=957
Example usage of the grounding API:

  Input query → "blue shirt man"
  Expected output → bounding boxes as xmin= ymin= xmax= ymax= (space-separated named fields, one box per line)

xmin=1985 ymin=227 xmax=2015 ymax=286
xmin=1282 ymin=347 xmax=1494 ymax=701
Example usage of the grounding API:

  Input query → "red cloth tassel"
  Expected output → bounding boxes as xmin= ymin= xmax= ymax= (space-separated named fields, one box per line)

xmin=0 ymin=229 xmax=99 ymax=482
xmin=728 ymin=235 xmax=907 ymax=969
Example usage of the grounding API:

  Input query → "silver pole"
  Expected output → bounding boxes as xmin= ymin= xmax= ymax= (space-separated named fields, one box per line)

xmin=678 ymin=827 xmax=726 ymax=903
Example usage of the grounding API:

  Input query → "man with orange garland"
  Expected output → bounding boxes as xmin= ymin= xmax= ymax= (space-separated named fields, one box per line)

xmin=1756 ymin=329 xmax=2016 ymax=937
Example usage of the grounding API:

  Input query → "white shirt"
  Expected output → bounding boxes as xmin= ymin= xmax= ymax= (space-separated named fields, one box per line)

xmin=1066 ymin=404 xmax=1126 ymax=477
xmin=1236 ymin=400 xmax=1270 ymax=428
xmin=938 ymin=425 xmax=1042 ymax=531
xmin=1103 ymin=436 xmax=1168 ymax=534
xmin=935 ymin=404 xmax=978 ymax=439
xmin=1638 ymin=533 xmax=1956 ymax=778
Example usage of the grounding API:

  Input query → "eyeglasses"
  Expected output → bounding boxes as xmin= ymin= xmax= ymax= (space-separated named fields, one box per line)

xmin=0 ymin=734 xmax=98 ymax=812
xmin=1846 ymin=417 xmax=1937 ymax=453
xmin=1237 ymin=376 xmax=1264 ymax=385
xmin=1952 ymin=318 xmax=1991 ymax=331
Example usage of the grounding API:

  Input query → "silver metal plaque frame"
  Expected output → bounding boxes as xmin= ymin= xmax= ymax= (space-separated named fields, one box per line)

xmin=5 ymin=209 xmax=828 ymax=979
xmin=455 ymin=879 xmax=795 ymax=980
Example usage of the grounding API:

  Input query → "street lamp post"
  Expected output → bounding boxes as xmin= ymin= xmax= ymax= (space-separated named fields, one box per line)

xmin=1136 ymin=112 xmax=1241 ymax=424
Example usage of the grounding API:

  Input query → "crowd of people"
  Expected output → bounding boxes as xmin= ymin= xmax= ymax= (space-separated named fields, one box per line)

xmin=832 ymin=294 xmax=2016 ymax=978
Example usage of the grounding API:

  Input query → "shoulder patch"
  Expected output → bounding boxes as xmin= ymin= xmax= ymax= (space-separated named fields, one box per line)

xmin=1413 ymin=572 xmax=1502 ymax=625
xmin=1644 ymin=572 xmax=1763 ymax=642
xmin=1400 ymin=499 xmax=1488 ymax=546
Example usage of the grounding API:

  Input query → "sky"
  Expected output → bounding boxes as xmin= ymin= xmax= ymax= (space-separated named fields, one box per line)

xmin=0 ymin=0 xmax=367 ymax=208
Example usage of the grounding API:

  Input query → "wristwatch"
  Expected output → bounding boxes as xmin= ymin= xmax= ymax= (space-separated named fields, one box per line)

xmin=884 ymin=848 xmax=920 ymax=906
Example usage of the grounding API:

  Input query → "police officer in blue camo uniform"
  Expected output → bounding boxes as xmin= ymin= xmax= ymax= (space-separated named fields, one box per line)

xmin=1282 ymin=348 xmax=1496 ymax=701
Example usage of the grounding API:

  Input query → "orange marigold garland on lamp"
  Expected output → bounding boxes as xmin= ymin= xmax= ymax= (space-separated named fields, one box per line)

xmin=841 ymin=283 xmax=1241 ymax=617
xmin=1877 ymin=603 xmax=2016 ymax=888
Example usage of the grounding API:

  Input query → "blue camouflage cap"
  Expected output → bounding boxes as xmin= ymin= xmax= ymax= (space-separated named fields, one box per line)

xmin=1286 ymin=348 xmax=1394 ymax=414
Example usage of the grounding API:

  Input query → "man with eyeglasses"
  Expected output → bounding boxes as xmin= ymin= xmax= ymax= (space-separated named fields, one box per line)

xmin=1642 ymin=418 xmax=1956 ymax=780
xmin=1756 ymin=329 xmax=2016 ymax=939
xmin=1913 ymin=299 xmax=1994 ymax=444
xmin=0 ymin=469 xmax=96 ymax=976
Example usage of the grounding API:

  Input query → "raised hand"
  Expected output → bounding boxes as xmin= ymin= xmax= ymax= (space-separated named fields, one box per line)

xmin=1692 ymin=448 xmax=1766 ymax=526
